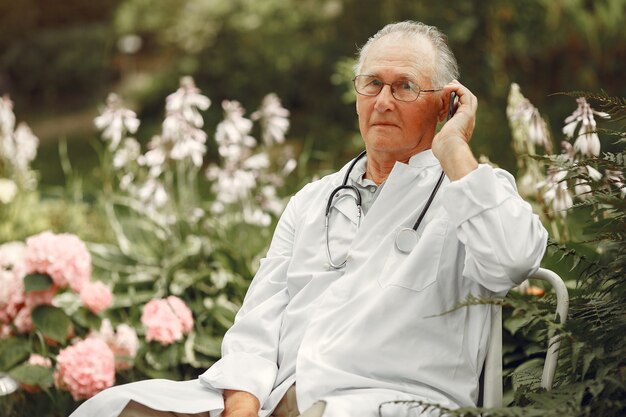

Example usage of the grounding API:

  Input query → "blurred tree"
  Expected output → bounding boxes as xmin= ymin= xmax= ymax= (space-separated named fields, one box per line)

xmin=0 ymin=0 xmax=121 ymax=111
xmin=0 ymin=0 xmax=623 ymax=176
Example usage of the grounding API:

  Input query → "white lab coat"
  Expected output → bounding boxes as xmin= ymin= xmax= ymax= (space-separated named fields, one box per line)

xmin=71 ymin=151 xmax=547 ymax=417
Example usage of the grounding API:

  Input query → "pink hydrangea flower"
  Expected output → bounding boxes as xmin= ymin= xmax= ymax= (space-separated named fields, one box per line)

xmin=0 ymin=242 xmax=26 ymax=324
xmin=141 ymin=296 xmax=194 ymax=345
xmin=79 ymin=281 xmax=113 ymax=314
xmin=13 ymin=306 xmax=33 ymax=333
xmin=23 ymin=286 xmax=56 ymax=308
xmin=165 ymin=295 xmax=193 ymax=334
xmin=0 ymin=323 xmax=11 ymax=338
xmin=0 ymin=268 xmax=24 ymax=324
xmin=54 ymin=338 xmax=115 ymax=400
xmin=24 ymin=231 xmax=92 ymax=292
xmin=0 ymin=241 xmax=25 ymax=270
xmin=28 ymin=353 xmax=52 ymax=367
xmin=92 ymin=319 xmax=139 ymax=370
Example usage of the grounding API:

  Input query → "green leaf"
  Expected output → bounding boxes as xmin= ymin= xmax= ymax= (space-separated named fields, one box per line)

xmin=504 ymin=313 xmax=534 ymax=335
xmin=71 ymin=306 xmax=102 ymax=331
xmin=145 ymin=344 xmax=181 ymax=371
xmin=9 ymin=363 xmax=54 ymax=387
xmin=0 ymin=338 xmax=30 ymax=371
xmin=31 ymin=305 xmax=71 ymax=343
xmin=23 ymin=273 xmax=53 ymax=292
xmin=193 ymin=334 xmax=222 ymax=358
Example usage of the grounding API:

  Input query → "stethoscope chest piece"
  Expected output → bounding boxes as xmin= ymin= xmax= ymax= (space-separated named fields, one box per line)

xmin=395 ymin=227 xmax=419 ymax=254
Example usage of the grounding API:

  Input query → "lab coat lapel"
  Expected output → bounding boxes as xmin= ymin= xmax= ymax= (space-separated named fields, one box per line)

xmin=324 ymin=158 xmax=363 ymax=226
xmin=331 ymin=192 xmax=360 ymax=226
xmin=354 ymin=160 xmax=443 ymax=244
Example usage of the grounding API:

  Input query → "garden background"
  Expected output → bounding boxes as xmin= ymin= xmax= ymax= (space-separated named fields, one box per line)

xmin=0 ymin=0 xmax=624 ymax=416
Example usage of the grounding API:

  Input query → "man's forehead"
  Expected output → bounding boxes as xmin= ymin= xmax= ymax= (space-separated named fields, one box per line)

xmin=361 ymin=33 xmax=436 ymax=80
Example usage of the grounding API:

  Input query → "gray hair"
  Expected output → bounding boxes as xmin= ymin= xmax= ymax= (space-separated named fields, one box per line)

xmin=354 ymin=21 xmax=459 ymax=88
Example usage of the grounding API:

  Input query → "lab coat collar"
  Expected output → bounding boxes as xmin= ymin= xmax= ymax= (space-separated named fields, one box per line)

xmin=342 ymin=149 xmax=439 ymax=185
xmin=332 ymin=150 xmax=440 ymax=226
xmin=407 ymin=149 xmax=440 ymax=168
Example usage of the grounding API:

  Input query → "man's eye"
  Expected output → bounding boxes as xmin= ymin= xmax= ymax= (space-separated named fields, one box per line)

xmin=370 ymin=79 xmax=383 ymax=87
xmin=398 ymin=81 xmax=413 ymax=90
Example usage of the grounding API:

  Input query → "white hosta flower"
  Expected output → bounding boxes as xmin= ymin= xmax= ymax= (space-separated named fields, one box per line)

xmin=119 ymin=172 xmax=134 ymax=191
xmin=210 ymin=201 xmax=225 ymax=214
xmin=527 ymin=109 xmax=551 ymax=152
xmin=163 ymin=117 xmax=207 ymax=167
xmin=210 ymin=269 xmax=231 ymax=290
xmin=0 ymin=95 xmax=16 ymax=140
xmin=218 ymin=143 xmax=246 ymax=162
xmin=158 ymin=78 xmax=209 ymax=167
xmin=136 ymin=178 xmax=168 ymax=208
xmin=94 ymin=93 xmax=140 ymax=151
xmin=516 ymin=164 xmax=544 ymax=200
xmin=162 ymin=113 xmax=208 ymax=145
xmin=573 ymin=166 xmax=602 ymax=200
xmin=605 ymin=169 xmax=626 ymax=197
xmin=507 ymin=83 xmax=552 ymax=152
xmin=258 ymin=185 xmax=285 ymax=216
xmin=113 ymin=138 xmax=141 ymax=170
xmin=170 ymin=137 xmax=206 ymax=167
xmin=188 ymin=207 xmax=205 ymax=224
xmin=539 ymin=170 xmax=573 ymax=217
xmin=12 ymin=123 xmax=38 ymax=173
xmin=574 ymin=165 xmax=602 ymax=200
xmin=251 ymin=94 xmax=290 ymax=146
xmin=0 ymin=178 xmax=18 ymax=204
xmin=242 ymin=152 xmax=270 ymax=171
xmin=208 ymin=167 xmax=256 ymax=204
xmin=560 ymin=141 xmax=576 ymax=162
xmin=562 ymin=97 xmax=610 ymax=157
xmin=586 ymin=165 xmax=603 ymax=181
xmin=574 ymin=123 xmax=601 ymax=157
xmin=139 ymin=136 xmax=168 ymax=177
xmin=215 ymin=100 xmax=255 ymax=163
xmin=243 ymin=206 xmax=271 ymax=227
xmin=282 ymin=158 xmax=297 ymax=176
xmin=574 ymin=179 xmax=592 ymax=200
xmin=165 ymin=76 xmax=210 ymax=129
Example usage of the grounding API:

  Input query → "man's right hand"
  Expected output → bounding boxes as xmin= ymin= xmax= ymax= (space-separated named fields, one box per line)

xmin=223 ymin=390 xmax=260 ymax=417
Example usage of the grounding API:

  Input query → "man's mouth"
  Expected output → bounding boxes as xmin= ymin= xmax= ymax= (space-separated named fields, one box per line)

xmin=372 ymin=121 xmax=398 ymax=127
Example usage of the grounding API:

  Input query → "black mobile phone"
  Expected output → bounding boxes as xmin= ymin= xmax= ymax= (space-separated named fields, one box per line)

xmin=446 ymin=92 xmax=457 ymax=121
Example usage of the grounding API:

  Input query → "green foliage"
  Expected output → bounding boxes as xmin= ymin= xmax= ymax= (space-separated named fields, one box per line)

xmin=475 ymin=93 xmax=625 ymax=415
xmin=0 ymin=339 xmax=30 ymax=372
xmin=0 ymin=77 xmax=299 ymax=415
xmin=9 ymin=363 xmax=54 ymax=388
xmin=23 ymin=274 xmax=53 ymax=292
xmin=31 ymin=306 xmax=72 ymax=344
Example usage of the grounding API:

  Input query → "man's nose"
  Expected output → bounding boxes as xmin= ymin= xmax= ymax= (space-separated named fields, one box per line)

xmin=374 ymin=84 xmax=395 ymax=112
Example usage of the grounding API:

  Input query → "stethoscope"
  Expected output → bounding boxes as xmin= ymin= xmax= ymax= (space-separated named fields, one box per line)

xmin=324 ymin=151 xmax=445 ymax=269
xmin=324 ymin=93 xmax=456 ymax=269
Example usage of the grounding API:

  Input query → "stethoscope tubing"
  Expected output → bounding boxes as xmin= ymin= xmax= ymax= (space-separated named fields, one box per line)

xmin=326 ymin=92 xmax=456 ymax=265
xmin=325 ymin=150 xmax=445 ymax=267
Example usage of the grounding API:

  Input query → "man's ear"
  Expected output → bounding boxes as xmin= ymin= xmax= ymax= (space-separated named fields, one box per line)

xmin=437 ymin=93 xmax=450 ymax=122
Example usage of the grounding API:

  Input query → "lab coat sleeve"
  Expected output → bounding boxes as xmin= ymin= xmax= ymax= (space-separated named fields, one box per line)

xmin=441 ymin=164 xmax=548 ymax=292
xmin=199 ymin=196 xmax=296 ymax=404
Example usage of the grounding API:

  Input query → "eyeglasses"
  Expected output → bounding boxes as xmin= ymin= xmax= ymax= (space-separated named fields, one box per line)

xmin=353 ymin=75 xmax=441 ymax=102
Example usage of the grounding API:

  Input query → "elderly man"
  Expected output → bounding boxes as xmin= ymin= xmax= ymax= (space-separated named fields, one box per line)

xmin=72 ymin=20 xmax=547 ymax=417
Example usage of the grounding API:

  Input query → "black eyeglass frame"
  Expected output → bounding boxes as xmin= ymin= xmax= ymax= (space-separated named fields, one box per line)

xmin=352 ymin=75 xmax=442 ymax=102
